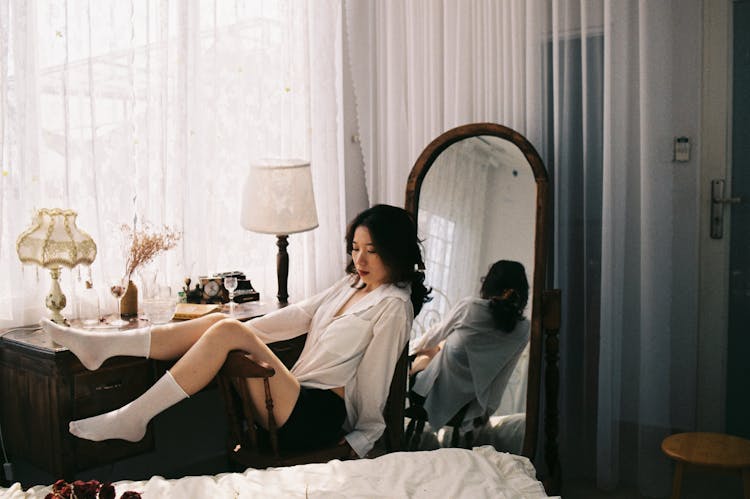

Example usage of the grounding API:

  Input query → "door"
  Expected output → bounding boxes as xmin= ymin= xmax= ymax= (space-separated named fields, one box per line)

xmin=725 ymin=0 xmax=750 ymax=439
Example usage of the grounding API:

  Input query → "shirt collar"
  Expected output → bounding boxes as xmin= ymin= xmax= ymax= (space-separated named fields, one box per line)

xmin=339 ymin=279 xmax=411 ymax=316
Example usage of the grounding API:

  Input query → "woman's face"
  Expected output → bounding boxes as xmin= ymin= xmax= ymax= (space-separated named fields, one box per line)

xmin=351 ymin=225 xmax=390 ymax=290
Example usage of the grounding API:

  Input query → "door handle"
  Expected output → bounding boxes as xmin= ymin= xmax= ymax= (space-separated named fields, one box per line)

xmin=711 ymin=179 xmax=743 ymax=239
xmin=714 ymin=196 xmax=743 ymax=204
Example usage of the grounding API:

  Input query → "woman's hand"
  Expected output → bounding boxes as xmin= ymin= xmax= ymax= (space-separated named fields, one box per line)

xmin=408 ymin=344 xmax=442 ymax=375
xmin=338 ymin=438 xmax=359 ymax=459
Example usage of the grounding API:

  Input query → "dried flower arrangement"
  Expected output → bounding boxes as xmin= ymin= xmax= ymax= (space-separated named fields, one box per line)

xmin=45 ymin=479 xmax=141 ymax=499
xmin=121 ymin=223 xmax=181 ymax=281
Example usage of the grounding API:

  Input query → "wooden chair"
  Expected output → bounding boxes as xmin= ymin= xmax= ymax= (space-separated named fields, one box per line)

xmin=217 ymin=334 xmax=409 ymax=469
xmin=402 ymin=366 xmax=486 ymax=451
xmin=403 ymin=399 xmax=476 ymax=450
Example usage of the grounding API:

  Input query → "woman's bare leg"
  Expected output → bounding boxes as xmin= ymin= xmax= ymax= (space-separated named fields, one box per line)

xmin=409 ymin=344 xmax=442 ymax=376
xmin=148 ymin=312 xmax=227 ymax=359
xmin=68 ymin=317 xmax=299 ymax=442
xmin=167 ymin=317 xmax=300 ymax=429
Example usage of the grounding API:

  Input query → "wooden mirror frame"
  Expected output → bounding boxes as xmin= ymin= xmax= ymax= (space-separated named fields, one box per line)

xmin=405 ymin=122 xmax=560 ymax=488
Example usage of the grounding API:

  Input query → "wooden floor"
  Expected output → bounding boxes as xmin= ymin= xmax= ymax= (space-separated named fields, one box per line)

xmin=563 ymin=470 xmax=744 ymax=499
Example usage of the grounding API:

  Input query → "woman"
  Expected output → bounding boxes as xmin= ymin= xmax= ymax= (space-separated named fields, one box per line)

xmin=408 ymin=260 xmax=529 ymax=432
xmin=41 ymin=204 xmax=430 ymax=458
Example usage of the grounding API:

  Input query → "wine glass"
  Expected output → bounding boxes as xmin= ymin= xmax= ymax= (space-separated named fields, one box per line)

xmin=224 ymin=276 xmax=238 ymax=315
xmin=108 ymin=275 xmax=129 ymax=327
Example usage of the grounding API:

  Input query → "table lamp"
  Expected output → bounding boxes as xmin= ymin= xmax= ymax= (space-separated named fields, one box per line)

xmin=240 ymin=159 xmax=318 ymax=303
xmin=16 ymin=208 xmax=97 ymax=324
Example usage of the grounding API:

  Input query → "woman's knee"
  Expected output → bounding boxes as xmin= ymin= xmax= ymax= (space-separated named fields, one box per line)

xmin=203 ymin=312 xmax=229 ymax=326
xmin=204 ymin=317 xmax=252 ymax=343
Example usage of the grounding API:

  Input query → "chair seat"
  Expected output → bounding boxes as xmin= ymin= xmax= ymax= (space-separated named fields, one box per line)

xmin=662 ymin=432 xmax=750 ymax=469
xmin=661 ymin=432 xmax=750 ymax=499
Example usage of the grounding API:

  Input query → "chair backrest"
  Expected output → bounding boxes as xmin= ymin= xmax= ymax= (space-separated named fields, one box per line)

xmin=381 ymin=345 xmax=409 ymax=452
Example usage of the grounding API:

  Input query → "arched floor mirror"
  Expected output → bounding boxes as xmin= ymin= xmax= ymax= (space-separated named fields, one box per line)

xmin=405 ymin=122 xmax=560 ymax=491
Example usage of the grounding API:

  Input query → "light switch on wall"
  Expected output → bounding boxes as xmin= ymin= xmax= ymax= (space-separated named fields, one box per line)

xmin=674 ymin=136 xmax=690 ymax=162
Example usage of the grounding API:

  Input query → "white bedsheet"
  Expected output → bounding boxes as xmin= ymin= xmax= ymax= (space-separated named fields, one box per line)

xmin=1 ymin=446 xmax=555 ymax=498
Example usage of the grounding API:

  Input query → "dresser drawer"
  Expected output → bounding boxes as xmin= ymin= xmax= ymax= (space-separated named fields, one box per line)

xmin=72 ymin=359 xmax=155 ymax=470
xmin=73 ymin=360 xmax=153 ymax=417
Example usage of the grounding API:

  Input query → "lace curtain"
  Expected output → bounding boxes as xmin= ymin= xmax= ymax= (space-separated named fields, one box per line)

xmin=0 ymin=0 xmax=346 ymax=326
xmin=345 ymin=0 xmax=545 ymax=207
xmin=346 ymin=0 xmax=703 ymax=495
xmin=416 ymin=142 xmax=489 ymax=337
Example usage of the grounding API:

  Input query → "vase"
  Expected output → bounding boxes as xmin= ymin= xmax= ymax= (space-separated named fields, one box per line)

xmin=120 ymin=280 xmax=138 ymax=318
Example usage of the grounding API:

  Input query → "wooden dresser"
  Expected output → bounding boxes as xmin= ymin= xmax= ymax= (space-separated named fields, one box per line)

xmin=0 ymin=301 xmax=284 ymax=480
xmin=0 ymin=326 xmax=156 ymax=479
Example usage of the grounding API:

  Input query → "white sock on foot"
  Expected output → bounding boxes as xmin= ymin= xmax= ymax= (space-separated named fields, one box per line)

xmin=69 ymin=371 xmax=189 ymax=442
xmin=41 ymin=318 xmax=151 ymax=370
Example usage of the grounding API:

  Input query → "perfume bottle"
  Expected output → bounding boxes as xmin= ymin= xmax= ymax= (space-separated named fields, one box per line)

xmin=77 ymin=280 xmax=101 ymax=326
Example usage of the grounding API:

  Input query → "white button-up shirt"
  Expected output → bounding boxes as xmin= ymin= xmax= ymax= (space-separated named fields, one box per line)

xmin=245 ymin=276 xmax=413 ymax=457
xmin=409 ymin=297 xmax=529 ymax=430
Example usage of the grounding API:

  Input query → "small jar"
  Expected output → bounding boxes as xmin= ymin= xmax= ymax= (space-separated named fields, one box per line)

xmin=77 ymin=280 xmax=101 ymax=326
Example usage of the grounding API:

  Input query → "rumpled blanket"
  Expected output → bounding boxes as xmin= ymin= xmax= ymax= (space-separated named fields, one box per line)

xmin=1 ymin=446 xmax=556 ymax=498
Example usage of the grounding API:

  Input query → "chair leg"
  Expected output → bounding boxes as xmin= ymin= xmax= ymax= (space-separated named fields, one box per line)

xmin=263 ymin=378 xmax=279 ymax=457
xmin=411 ymin=419 xmax=425 ymax=451
xmin=451 ymin=426 xmax=461 ymax=447
xmin=404 ymin=419 xmax=416 ymax=449
xmin=742 ymin=467 xmax=750 ymax=499
xmin=671 ymin=461 xmax=684 ymax=499
xmin=464 ymin=430 xmax=474 ymax=449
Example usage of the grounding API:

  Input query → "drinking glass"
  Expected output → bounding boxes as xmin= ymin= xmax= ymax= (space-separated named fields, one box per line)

xmin=224 ymin=276 xmax=238 ymax=315
xmin=142 ymin=285 xmax=177 ymax=324
xmin=108 ymin=275 xmax=129 ymax=327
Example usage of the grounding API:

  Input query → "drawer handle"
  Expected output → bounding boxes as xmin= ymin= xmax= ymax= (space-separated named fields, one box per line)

xmin=95 ymin=382 xmax=123 ymax=391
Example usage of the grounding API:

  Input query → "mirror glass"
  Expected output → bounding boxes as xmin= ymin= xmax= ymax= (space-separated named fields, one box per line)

xmin=410 ymin=133 xmax=537 ymax=455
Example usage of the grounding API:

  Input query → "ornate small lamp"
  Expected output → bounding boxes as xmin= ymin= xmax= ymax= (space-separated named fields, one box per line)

xmin=240 ymin=159 xmax=318 ymax=303
xmin=16 ymin=208 xmax=97 ymax=324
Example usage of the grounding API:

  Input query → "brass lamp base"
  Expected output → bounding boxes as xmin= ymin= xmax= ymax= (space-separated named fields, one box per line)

xmin=45 ymin=266 xmax=69 ymax=325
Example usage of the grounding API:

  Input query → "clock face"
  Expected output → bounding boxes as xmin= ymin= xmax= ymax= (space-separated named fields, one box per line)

xmin=204 ymin=280 xmax=221 ymax=297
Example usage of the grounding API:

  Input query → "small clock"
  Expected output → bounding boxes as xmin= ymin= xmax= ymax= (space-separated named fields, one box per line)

xmin=204 ymin=280 xmax=221 ymax=298
xmin=199 ymin=276 xmax=227 ymax=303
xmin=193 ymin=272 xmax=260 ymax=304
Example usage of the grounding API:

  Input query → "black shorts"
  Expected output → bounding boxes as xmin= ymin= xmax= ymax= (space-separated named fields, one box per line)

xmin=257 ymin=386 xmax=347 ymax=452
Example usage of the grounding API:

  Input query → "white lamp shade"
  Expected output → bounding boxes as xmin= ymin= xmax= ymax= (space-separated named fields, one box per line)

xmin=16 ymin=208 xmax=97 ymax=268
xmin=241 ymin=159 xmax=319 ymax=235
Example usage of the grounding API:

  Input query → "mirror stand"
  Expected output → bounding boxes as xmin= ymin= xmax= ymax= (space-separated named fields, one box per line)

xmin=404 ymin=122 xmax=561 ymax=495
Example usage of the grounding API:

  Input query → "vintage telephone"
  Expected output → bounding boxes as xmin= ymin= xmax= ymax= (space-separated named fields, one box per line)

xmin=184 ymin=271 xmax=259 ymax=304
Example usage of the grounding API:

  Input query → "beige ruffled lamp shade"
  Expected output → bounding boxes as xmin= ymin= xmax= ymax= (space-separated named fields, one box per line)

xmin=16 ymin=208 xmax=97 ymax=268
xmin=16 ymin=208 xmax=97 ymax=324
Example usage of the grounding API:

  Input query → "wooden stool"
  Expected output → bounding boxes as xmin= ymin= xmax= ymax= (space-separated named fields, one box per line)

xmin=661 ymin=432 xmax=750 ymax=499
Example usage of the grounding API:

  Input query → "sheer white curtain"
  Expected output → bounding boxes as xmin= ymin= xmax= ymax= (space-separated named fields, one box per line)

xmin=345 ymin=0 xmax=545 ymax=206
xmin=0 ymin=0 xmax=346 ymax=327
xmin=417 ymin=142 xmax=489 ymax=334
xmin=347 ymin=0 xmax=703 ymax=495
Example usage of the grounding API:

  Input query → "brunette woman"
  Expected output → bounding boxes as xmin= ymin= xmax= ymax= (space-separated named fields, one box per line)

xmin=42 ymin=204 xmax=430 ymax=458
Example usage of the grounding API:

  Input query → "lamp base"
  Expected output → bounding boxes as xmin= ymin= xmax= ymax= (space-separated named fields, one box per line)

xmin=276 ymin=235 xmax=289 ymax=304
xmin=45 ymin=267 xmax=69 ymax=325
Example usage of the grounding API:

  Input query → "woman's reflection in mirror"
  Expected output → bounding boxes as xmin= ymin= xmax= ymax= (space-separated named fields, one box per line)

xmin=408 ymin=260 xmax=530 ymax=433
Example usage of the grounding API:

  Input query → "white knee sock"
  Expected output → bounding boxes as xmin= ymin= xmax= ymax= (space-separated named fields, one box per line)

xmin=69 ymin=371 xmax=189 ymax=442
xmin=41 ymin=318 xmax=151 ymax=370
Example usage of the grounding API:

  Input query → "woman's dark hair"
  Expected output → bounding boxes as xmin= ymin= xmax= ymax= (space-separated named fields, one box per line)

xmin=480 ymin=260 xmax=529 ymax=333
xmin=345 ymin=204 xmax=431 ymax=315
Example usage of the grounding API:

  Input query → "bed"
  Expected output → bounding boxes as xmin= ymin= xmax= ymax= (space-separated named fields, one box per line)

xmin=1 ymin=446 xmax=554 ymax=498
